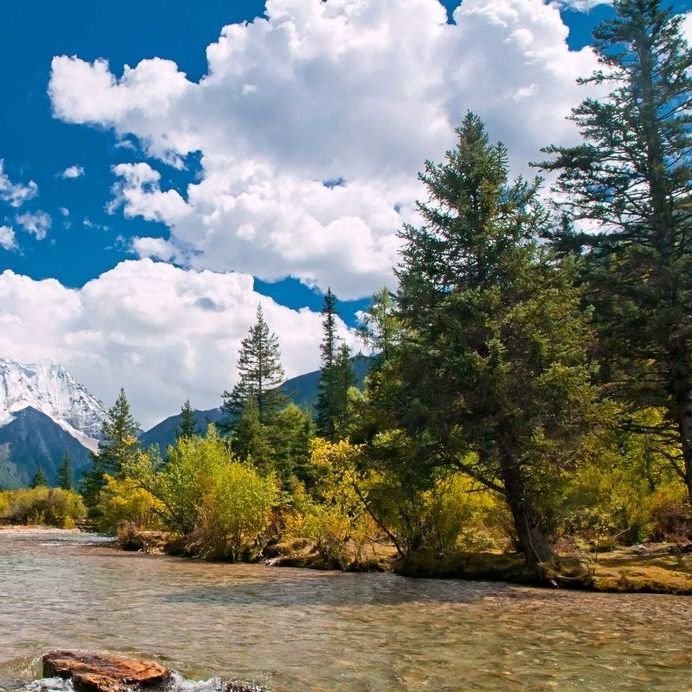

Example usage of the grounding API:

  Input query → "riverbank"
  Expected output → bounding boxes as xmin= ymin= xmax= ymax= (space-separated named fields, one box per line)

xmin=106 ymin=526 xmax=692 ymax=595
xmin=3 ymin=524 xmax=689 ymax=594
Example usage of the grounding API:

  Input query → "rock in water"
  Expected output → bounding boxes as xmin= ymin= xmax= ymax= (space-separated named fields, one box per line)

xmin=42 ymin=651 xmax=170 ymax=692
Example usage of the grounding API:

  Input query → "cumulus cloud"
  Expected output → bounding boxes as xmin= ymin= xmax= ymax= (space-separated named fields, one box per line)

xmin=0 ymin=225 xmax=17 ymax=251
xmin=48 ymin=0 xmax=604 ymax=298
xmin=0 ymin=259 xmax=359 ymax=428
xmin=15 ymin=210 xmax=52 ymax=240
xmin=0 ymin=160 xmax=38 ymax=208
xmin=59 ymin=164 xmax=85 ymax=179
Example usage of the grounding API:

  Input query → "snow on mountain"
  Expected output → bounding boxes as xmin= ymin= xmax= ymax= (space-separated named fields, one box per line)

xmin=0 ymin=357 xmax=106 ymax=451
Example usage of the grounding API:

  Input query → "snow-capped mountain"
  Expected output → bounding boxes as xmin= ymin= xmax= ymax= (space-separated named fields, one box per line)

xmin=0 ymin=358 xmax=106 ymax=450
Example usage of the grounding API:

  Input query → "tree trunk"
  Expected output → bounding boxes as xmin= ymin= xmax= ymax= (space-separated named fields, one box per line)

xmin=679 ymin=389 xmax=692 ymax=507
xmin=499 ymin=452 xmax=554 ymax=576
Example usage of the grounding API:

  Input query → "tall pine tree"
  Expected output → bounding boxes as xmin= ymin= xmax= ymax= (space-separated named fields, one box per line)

xmin=81 ymin=387 xmax=140 ymax=507
xmin=57 ymin=453 xmax=73 ymax=491
xmin=378 ymin=113 xmax=598 ymax=573
xmin=177 ymin=399 xmax=198 ymax=439
xmin=220 ymin=305 xmax=286 ymax=429
xmin=540 ymin=0 xmax=692 ymax=503
xmin=316 ymin=289 xmax=354 ymax=440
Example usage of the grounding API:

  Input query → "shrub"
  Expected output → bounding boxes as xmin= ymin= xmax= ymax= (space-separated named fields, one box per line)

xmin=126 ymin=427 xmax=278 ymax=560
xmin=647 ymin=484 xmax=692 ymax=542
xmin=0 ymin=488 xmax=86 ymax=528
xmin=96 ymin=475 xmax=165 ymax=534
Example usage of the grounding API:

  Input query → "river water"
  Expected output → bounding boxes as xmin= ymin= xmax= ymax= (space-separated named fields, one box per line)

xmin=0 ymin=530 xmax=690 ymax=691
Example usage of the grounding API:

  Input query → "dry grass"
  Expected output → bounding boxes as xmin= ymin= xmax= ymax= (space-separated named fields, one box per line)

xmin=589 ymin=544 xmax=692 ymax=595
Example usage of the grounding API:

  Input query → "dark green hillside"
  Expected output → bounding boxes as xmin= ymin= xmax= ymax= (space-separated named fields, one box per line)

xmin=0 ymin=407 xmax=92 ymax=489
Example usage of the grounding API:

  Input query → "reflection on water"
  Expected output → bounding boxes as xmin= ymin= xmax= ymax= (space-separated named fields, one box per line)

xmin=1 ymin=530 xmax=690 ymax=691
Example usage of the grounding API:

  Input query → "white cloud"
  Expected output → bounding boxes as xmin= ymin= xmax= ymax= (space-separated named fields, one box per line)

xmin=553 ymin=0 xmax=612 ymax=10
xmin=59 ymin=164 xmax=85 ymax=179
xmin=0 ymin=225 xmax=17 ymax=251
xmin=0 ymin=160 xmax=38 ymax=208
xmin=15 ymin=210 xmax=52 ymax=240
xmin=131 ymin=236 xmax=182 ymax=263
xmin=48 ymin=0 xmax=603 ymax=299
xmin=0 ymin=260 xmax=359 ymax=428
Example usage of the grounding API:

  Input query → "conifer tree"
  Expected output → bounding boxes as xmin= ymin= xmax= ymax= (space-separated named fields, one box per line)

xmin=378 ymin=113 xmax=598 ymax=573
xmin=359 ymin=287 xmax=400 ymax=366
xmin=177 ymin=399 xmax=198 ymax=439
xmin=81 ymin=387 xmax=140 ymax=506
xmin=316 ymin=290 xmax=354 ymax=440
xmin=231 ymin=396 xmax=275 ymax=473
xmin=540 ymin=0 xmax=692 ymax=503
xmin=57 ymin=453 xmax=73 ymax=490
xmin=29 ymin=467 xmax=48 ymax=488
xmin=220 ymin=305 xmax=286 ymax=429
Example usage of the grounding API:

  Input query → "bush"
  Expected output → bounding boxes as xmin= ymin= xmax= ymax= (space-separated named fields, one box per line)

xmin=96 ymin=474 xmax=165 ymax=534
xmin=365 ymin=470 xmax=510 ymax=556
xmin=0 ymin=488 xmax=86 ymax=528
xmin=283 ymin=439 xmax=377 ymax=566
xmin=647 ymin=484 xmax=692 ymax=542
xmin=126 ymin=427 xmax=278 ymax=560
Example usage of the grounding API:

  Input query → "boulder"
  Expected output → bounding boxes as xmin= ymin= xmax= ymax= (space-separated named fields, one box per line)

xmin=43 ymin=651 xmax=170 ymax=692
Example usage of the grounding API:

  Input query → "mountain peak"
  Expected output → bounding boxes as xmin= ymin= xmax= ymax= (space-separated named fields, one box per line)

xmin=0 ymin=357 xmax=106 ymax=446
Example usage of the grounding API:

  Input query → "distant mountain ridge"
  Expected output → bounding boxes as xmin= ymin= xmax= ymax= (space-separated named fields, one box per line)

xmin=140 ymin=354 xmax=373 ymax=451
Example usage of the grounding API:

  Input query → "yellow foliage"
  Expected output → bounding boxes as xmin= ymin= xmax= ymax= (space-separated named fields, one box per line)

xmin=0 ymin=487 xmax=85 ymax=528
xmin=96 ymin=474 xmax=165 ymax=534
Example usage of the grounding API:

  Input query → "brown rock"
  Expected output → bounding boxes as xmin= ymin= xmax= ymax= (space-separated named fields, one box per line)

xmin=43 ymin=651 xmax=170 ymax=692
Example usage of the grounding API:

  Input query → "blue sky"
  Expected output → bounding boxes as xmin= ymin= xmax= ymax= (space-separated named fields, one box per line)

xmin=0 ymin=0 xmax=689 ymax=425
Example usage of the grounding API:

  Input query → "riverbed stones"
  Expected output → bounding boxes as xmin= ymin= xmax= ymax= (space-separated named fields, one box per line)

xmin=42 ymin=651 xmax=170 ymax=692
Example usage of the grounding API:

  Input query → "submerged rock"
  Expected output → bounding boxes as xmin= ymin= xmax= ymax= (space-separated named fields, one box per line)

xmin=42 ymin=651 xmax=170 ymax=692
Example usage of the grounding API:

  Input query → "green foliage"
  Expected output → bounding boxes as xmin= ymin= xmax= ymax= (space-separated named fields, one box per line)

xmin=358 ymin=287 xmax=401 ymax=367
xmin=82 ymin=387 xmax=140 ymax=508
xmin=231 ymin=396 xmax=275 ymax=474
xmin=57 ymin=454 xmax=73 ymax=491
xmin=316 ymin=290 xmax=355 ymax=440
xmin=540 ymin=0 xmax=692 ymax=501
xmin=367 ymin=112 xmax=599 ymax=570
xmin=560 ymin=409 xmax=690 ymax=544
xmin=177 ymin=399 xmax=198 ymax=439
xmin=29 ymin=467 xmax=48 ymax=489
xmin=220 ymin=305 xmax=286 ymax=429
xmin=126 ymin=426 xmax=277 ymax=560
xmin=0 ymin=487 xmax=85 ymax=528
xmin=267 ymin=404 xmax=315 ymax=487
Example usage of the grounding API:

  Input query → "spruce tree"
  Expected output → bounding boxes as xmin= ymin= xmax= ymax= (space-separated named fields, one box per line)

xmin=177 ymin=399 xmax=198 ymax=439
xmin=29 ymin=467 xmax=48 ymax=488
xmin=316 ymin=290 xmax=354 ymax=440
xmin=220 ymin=305 xmax=286 ymax=428
xmin=359 ymin=287 xmax=401 ymax=367
xmin=57 ymin=453 xmax=73 ymax=490
xmin=231 ymin=395 xmax=275 ymax=473
xmin=539 ymin=0 xmax=692 ymax=503
xmin=81 ymin=387 xmax=140 ymax=506
xmin=381 ymin=113 xmax=598 ymax=573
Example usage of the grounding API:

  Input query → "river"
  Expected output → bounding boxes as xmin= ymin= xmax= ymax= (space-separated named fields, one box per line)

xmin=0 ymin=529 xmax=690 ymax=691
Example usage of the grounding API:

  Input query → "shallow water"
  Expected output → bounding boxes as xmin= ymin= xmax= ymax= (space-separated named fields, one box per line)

xmin=0 ymin=530 xmax=690 ymax=691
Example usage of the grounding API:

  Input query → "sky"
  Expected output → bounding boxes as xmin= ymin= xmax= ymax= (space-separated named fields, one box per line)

xmin=0 ymin=0 xmax=690 ymax=428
